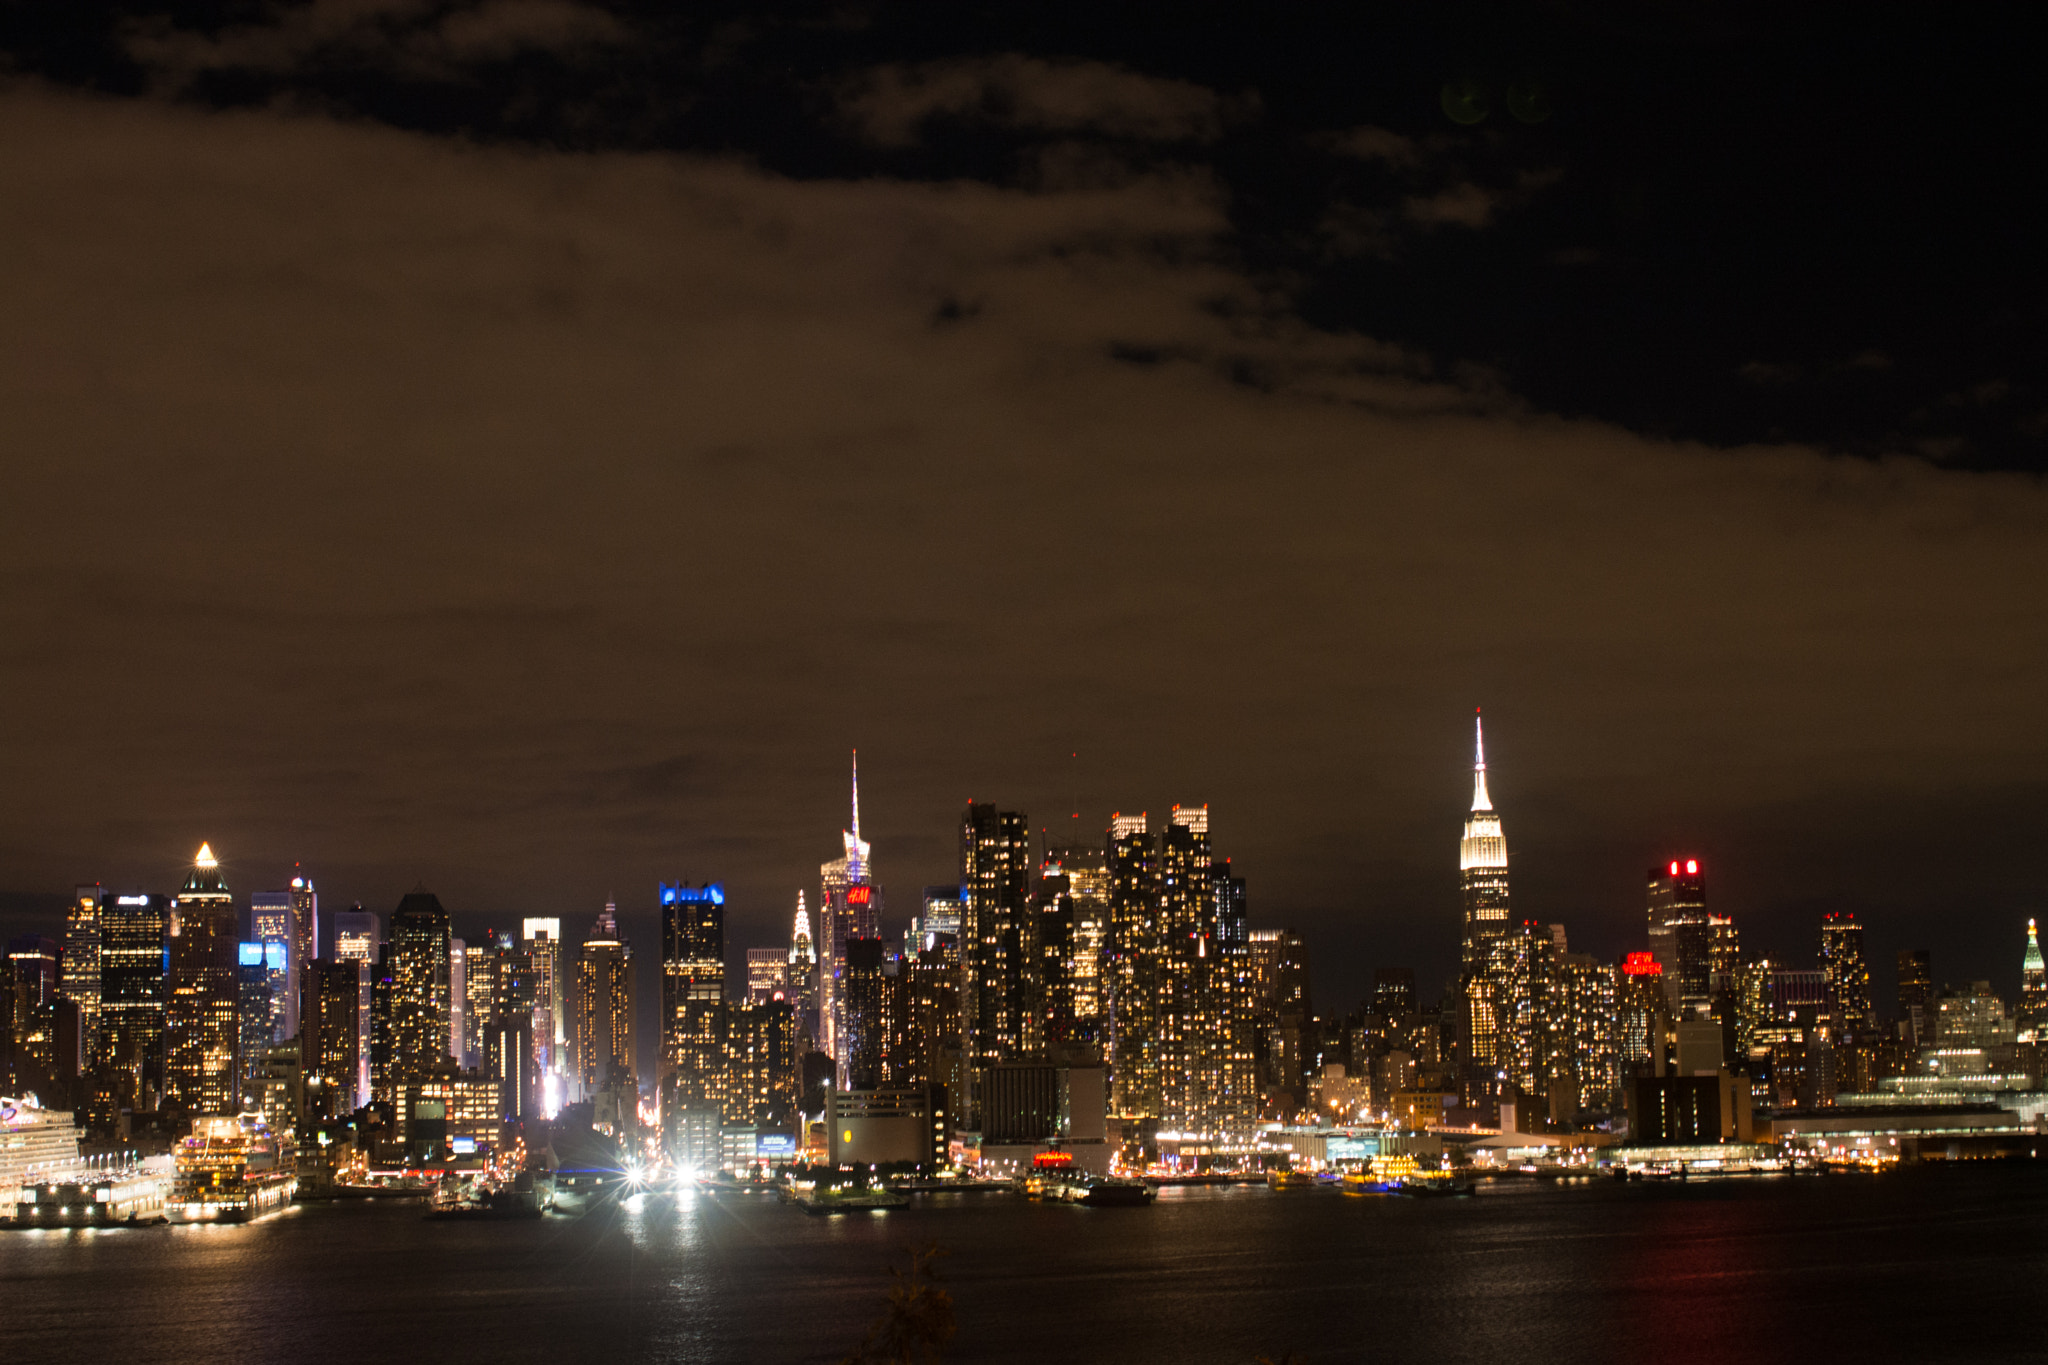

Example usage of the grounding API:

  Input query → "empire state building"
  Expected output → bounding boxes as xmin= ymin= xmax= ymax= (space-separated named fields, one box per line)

xmin=1458 ymin=711 xmax=1512 ymax=1110
xmin=1459 ymin=710 xmax=1510 ymax=970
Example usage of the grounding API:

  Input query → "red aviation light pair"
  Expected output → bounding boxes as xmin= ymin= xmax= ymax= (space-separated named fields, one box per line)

xmin=1666 ymin=859 xmax=1701 ymax=876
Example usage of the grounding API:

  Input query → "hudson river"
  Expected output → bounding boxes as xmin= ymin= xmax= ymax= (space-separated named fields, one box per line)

xmin=5 ymin=1165 xmax=2044 ymax=1363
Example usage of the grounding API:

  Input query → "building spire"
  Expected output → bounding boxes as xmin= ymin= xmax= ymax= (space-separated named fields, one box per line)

xmin=2026 ymin=918 xmax=2045 ymax=974
xmin=1471 ymin=708 xmax=1493 ymax=812
xmin=851 ymin=748 xmax=861 ymax=844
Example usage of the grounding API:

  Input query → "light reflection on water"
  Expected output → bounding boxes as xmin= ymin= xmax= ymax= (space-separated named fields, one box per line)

xmin=2 ymin=1166 xmax=2044 ymax=1364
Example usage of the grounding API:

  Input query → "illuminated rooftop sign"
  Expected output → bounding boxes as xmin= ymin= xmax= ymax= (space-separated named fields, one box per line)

xmin=660 ymin=883 xmax=725 ymax=906
xmin=1622 ymin=951 xmax=1663 ymax=977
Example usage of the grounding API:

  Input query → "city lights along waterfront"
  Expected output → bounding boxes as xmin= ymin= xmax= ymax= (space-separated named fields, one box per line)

xmin=4 ymin=724 xmax=2046 ymax=1363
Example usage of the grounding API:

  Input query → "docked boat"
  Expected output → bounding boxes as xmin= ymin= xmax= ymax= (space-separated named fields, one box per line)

xmin=1 ymin=1095 xmax=83 ymax=1211
xmin=10 ymin=1161 xmax=172 ymax=1227
xmin=170 ymin=1114 xmax=297 ymax=1223
xmin=1396 ymin=1173 xmax=1475 ymax=1197
xmin=426 ymin=1171 xmax=545 ymax=1220
xmin=792 ymin=1184 xmax=911 ymax=1213
xmin=1023 ymin=1170 xmax=1154 ymax=1206
xmin=1265 ymin=1170 xmax=1316 ymax=1191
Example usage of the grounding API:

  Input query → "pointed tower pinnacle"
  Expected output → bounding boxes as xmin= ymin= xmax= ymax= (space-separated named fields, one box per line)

xmin=195 ymin=842 xmax=218 ymax=869
xmin=1471 ymin=708 xmax=1493 ymax=813
xmin=851 ymin=749 xmax=861 ymax=844
xmin=2026 ymin=918 xmax=2044 ymax=974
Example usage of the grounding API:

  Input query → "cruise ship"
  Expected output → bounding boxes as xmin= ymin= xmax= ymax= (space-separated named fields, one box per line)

xmin=11 ymin=1158 xmax=172 ymax=1227
xmin=1 ymin=1095 xmax=83 ymax=1206
xmin=171 ymin=1114 xmax=297 ymax=1222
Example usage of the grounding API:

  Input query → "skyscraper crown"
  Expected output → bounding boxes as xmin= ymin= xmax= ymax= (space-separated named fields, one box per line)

xmin=180 ymin=842 xmax=229 ymax=896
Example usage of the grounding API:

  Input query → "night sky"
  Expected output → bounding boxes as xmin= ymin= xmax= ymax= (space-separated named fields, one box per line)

xmin=3 ymin=3 xmax=2044 ymax=1026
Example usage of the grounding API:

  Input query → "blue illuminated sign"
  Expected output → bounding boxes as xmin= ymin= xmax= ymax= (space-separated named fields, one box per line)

xmin=451 ymin=1137 xmax=477 ymax=1155
xmin=238 ymin=943 xmax=264 ymax=966
xmin=659 ymin=883 xmax=725 ymax=906
xmin=265 ymin=944 xmax=289 ymax=971
xmin=756 ymin=1134 xmax=796 ymax=1156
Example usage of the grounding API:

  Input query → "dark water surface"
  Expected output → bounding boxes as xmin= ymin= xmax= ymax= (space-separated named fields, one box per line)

xmin=3 ymin=1165 xmax=2043 ymax=1363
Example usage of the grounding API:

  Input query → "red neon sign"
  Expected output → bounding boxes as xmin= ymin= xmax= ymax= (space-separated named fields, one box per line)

xmin=846 ymin=886 xmax=871 ymax=905
xmin=1622 ymin=951 xmax=1663 ymax=977
xmin=1033 ymin=1150 xmax=1073 ymax=1167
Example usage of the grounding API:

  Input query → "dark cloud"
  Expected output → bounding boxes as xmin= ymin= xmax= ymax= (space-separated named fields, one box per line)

xmin=0 ymin=3 xmax=2044 ymax=1021
xmin=2 ymin=80 xmax=2045 ymax=1017
xmin=124 ymin=0 xmax=627 ymax=86
xmin=839 ymin=55 xmax=1231 ymax=148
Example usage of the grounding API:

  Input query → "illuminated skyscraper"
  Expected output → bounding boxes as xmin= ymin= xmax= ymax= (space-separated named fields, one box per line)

xmin=251 ymin=892 xmax=295 ymax=1041
xmin=961 ymin=802 xmax=1033 ymax=1078
xmin=1548 ymin=952 xmax=1619 ymax=1121
xmin=61 ymin=885 xmax=103 ymax=1058
xmin=461 ymin=941 xmax=491 ymax=1067
xmin=165 ymin=844 xmax=241 ymax=1116
xmin=8 ymin=935 xmax=62 ymax=1080
xmin=304 ymin=957 xmax=361 ymax=1123
xmin=1043 ymin=844 xmax=1108 ymax=1036
xmin=333 ymin=904 xmax=380 ymax=1107
xmin=1616 ymin=952 xmax=1666 ymax=1074
xmin=1105 ymin=812 xmax=1160 ymax=1116
xmin=916 ymin=885 xmax=965 ymax=951
xmin=1646 ymin=860 xmax=1712 ymax=1016
xmin=448 ymin=938 xmax=467 ymax=1066
xmin=1458 ymin=713 xmax=1512 ymax=1110
xmin=99 ymin=891 xmax=169 ymax=1112
xmin=660 ymin=882 xmax=728 ymax=1165
xmin=522 ymin=918 xmax=565 ymax=1083
xmin=574 ymin=901 xmax=634 ymax=1091
xmin=289 ymin=875 xmax=317 ymax=1026
xmin=819 ymin=754 xmax=881 ymax=1079
xmin=235 ymin=945 xmax=275 ymax=1105
xmin=787 ymin=893 xmax=819 ymax=1045
xmin=745 ymin=949 xmax=787 ymax=1005
xmin=387 ymin=890 xmax=453 ymax=1087
xmin=1819 ymin=910 xmax=1872 ymax=1030
xmin=1156 ymin=805 xmax=1210 ymax=1127
xmin=1251 ymin=929 xmax=1312 ymax=1102
xmin=660 ymin=883 xmax=726 ymax=1084
xmin=2019 ymin=921 xmax=2046 ymax=1042
xmin=842 ymin=936 xmax=896 ymax=1089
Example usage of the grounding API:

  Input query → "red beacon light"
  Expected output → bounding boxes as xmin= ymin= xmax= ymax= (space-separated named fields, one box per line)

xmin=1686 ymin=859 xmax=1699 ymax=875
xmin=1668 ymin=861 xmax=1679 ymax=876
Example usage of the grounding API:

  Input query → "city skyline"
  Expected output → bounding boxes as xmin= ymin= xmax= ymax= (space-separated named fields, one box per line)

xmin=9 ymin=722 xmax=2044 ymax=1092
xmin=6 ymin=728 xmax=2040 ymax=1022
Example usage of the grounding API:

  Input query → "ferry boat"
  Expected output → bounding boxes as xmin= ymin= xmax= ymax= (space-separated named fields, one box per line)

xmin=1341 ymin=1154 xmax=1419 ymax=1195
xmin=170 ymin=1114 xmax=297 ymax=1222
xmin=1 ymin=1095 xmax=83 ymax=1210
xmin=1265 ymin=1169 xmax=1316 ymax=1191
xmin=1022 ymin=1170 xmax=1155 ymax=1206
